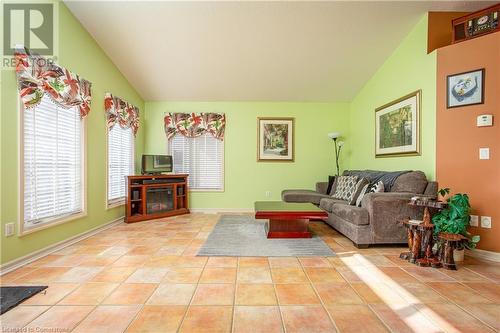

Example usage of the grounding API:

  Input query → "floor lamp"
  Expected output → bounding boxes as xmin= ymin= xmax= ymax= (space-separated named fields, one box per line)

xmin=328 ymin=132 xmax=344 ymax=176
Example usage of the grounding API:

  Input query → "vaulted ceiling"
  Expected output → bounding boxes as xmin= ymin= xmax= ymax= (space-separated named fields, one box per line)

xmin=65 ymin=1 xmax=493 ymax=101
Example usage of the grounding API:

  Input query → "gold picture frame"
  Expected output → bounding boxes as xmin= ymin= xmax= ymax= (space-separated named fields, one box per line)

xmin=257 ymin=117 xmax=295 ymax=162
xmin=375 ymin=90 xmax=421 ymax=158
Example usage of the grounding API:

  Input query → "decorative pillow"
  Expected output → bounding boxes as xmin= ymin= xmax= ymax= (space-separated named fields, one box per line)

xmin=355 ymin=183 xmax=370 ymax=207
xmin=356 ymin=181 xmax=385 ymax=207
xmin=326 ymin=176 xmax=336 ymax=195
xmin=369 ymin=181 xmax=385 ymax=193
xmin=349 ymin=178 xmax=370 ymax=205
xmin=332 ymin=175 xmax=359 ymax=201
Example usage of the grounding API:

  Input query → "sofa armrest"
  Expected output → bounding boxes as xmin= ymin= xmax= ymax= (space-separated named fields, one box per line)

xmin=316 ymin=182 xmax=329 ymax=195
xmin=361 ymin=192 xmax=426 ymax=243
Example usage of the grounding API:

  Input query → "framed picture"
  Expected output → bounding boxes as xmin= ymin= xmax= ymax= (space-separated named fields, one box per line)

xmin=375 ymin=90 xmax=421 ymax=157
xmin=447 ymin=68 xmax=485 ymax=108
xmin=257 ymin=117 xmax=294 ymax=162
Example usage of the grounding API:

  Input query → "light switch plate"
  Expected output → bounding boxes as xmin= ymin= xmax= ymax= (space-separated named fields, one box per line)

xmin=479 ymin=148 xmax=490 ymax=160
xmin=4 ymin=223 xmax=15 ymax=237
xmin=481 ymin=216 xmax=492 ymax=228
xmin=470 ymin=215 xmax=479 ymax=227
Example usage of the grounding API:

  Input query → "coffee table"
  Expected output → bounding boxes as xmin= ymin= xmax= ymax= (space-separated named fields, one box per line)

xmin=254 ymin=201 xmax=328 ymax=238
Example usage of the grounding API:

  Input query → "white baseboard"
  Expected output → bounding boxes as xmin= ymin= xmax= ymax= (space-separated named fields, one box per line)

xmin=189 ymin=208 xmax=253 ymax=214
xmin=466 ymin=248 xmax=500 ymax=263
xmin=0 ymin=217 xmax=125 ymax=275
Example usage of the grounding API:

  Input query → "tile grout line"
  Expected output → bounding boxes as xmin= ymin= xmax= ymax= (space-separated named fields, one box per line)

xmin=174 ymin=233 xmax=209 ymax=332
xmin=423 ymin=281 xmax=497 ymax=332
xmin=230 ymin=257 xmax=241 ymax=333
xmin=331 ymin=257 xmax=430 ymax=333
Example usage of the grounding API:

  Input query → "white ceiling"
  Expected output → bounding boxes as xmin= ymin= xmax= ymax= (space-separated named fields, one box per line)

xmin=65 ymin=1 xmax=493 ymax=102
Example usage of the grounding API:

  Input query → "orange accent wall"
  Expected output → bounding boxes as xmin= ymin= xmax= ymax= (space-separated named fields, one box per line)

xmin=436 ymin=32 xmax=500 ymax=252
xmin=427 ymin=12 xmax=468 ymax=54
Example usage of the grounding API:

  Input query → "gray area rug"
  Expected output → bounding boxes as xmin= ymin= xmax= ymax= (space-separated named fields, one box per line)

xmin=197 ymin=215 xmax=335 ymax=257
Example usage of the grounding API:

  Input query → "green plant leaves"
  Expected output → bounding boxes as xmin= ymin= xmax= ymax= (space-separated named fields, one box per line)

xmin=432 ymin=193 xmax=478 ymax=249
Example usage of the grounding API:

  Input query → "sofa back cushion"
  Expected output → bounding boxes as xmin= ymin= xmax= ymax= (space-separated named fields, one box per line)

xmin=391 ymin=171 xmax=428 ymax=194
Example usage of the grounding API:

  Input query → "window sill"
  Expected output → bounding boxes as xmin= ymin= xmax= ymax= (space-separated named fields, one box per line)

xmin=189 ymin=188 xmax=225 ymax=193
xmin=107 ymin=199 xmax=126 ymax=210
xmin=20 ymin=211 xmax=87 ymax=237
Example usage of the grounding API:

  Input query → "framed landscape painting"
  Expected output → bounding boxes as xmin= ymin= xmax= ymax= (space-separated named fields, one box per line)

xmin=447 ymin=68 xmax=484 ymax=108
xmin=375 ymin=90 xmax=421 ymax=157
xmin=257 ymin=117 xmax=294 ymax=162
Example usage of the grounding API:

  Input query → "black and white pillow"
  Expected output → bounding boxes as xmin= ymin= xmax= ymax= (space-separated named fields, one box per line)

xmin=332 ymin=175 xmax=359 ymax=201
xmin=368 ymin=181 xmax=385 ymax=193
xmin=356 ymin=181 xmax=385 ymax=207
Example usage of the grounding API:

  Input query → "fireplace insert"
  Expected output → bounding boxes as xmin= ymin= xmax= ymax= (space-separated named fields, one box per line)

xmin=146 ymin=187 xmax=174 ymax=214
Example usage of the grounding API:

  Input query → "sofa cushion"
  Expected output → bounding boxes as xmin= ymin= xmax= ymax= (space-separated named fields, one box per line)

xmin=319 ymin=198 xmax=349 ymax=212
xmin=331 ymin=203 xmax=370 ymax=226
xmin=281 ymin=190 xmax=330 ymax=205
xmin=391 ymin=171 xmax=428 ymax=194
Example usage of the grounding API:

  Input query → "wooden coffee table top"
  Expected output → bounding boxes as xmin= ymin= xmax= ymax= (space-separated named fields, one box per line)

xmin=254 ymin=201 xmax=328 ymax=220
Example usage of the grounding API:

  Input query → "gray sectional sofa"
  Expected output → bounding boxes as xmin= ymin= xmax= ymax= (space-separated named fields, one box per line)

xmin=282 ymin=170 xmax=438 ymax=248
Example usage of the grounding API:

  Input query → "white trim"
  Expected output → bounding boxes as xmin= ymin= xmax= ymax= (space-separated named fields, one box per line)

xmin=18 ymin=99 xmax=88 ymax=236
xmin=466 ymin=248 xmax=500 ymax=263
xmin=189 ymin=208 xmax=253 ymax=214
xmin=0 ymin=217 xmax=124 ymax=275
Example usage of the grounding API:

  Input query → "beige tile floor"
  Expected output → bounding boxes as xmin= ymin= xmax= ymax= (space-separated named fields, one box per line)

xmin=1 ymin=213 xmax=499 ymax=333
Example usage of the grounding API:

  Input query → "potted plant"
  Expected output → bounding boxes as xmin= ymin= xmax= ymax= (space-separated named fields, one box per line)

xmin=432 ymin=189 xmax=480 ymax=261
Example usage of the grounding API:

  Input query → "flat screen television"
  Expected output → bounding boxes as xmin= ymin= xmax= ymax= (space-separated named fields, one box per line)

xmin=141 ymin=155 xmax=173 ymax=174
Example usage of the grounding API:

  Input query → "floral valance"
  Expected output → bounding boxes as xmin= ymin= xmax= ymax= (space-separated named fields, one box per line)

xmin=164 ymin=113 xmax=226 ymax=141
xmin=14 ymin=47 xmax=92 ymax=118
xmin=104 ymin=93 xmax=140 ymax=135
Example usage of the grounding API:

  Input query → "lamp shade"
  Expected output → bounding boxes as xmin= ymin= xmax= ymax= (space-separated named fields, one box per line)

xmin=327 ymin=132 xmax=341 ymax=139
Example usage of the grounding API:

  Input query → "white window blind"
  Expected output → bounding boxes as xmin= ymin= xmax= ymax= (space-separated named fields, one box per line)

xmin=23 ymin=95 xmax=83 ymax=228
xmin=169 ymin=134 xmax=224 ymax=190
xmin=108 ymin=125 xmax=134 ymax=203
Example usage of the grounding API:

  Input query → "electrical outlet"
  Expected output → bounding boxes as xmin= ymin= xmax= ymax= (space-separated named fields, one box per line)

xmin=470 ymin=215 xmax=479 ymax=227
xmin=4 ymin=223 xmax=15 ymax=237
xmin=481 ymin=216 xmax=492 ymax=229
xmin=265 ymin=191 xmax=271 ymax=197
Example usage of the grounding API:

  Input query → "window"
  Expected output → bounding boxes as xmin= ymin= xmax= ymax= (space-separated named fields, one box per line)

xmin=107 ymin=125 xmax=134 ymax=205
xmin=23 ymin=95 xmax=84 ymax=230
xmin=169 ymin=134 xmax=224 ymax=190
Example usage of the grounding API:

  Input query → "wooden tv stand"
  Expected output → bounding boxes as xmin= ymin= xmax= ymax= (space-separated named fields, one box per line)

xmin=126 ymin=174 xmax=189 ymax=223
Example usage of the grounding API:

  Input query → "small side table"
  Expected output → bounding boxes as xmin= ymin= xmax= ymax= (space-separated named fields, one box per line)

xmin=438 ymin=232 xmax=467 ymax=270
xmin=401 ymin=200 xmax=447 ymax=266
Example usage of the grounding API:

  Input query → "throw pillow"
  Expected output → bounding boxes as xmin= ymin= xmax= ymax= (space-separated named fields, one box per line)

xmin=326 ymin=176 xmax=336 ymax=195
xmin=332 ymin=175 xmax=359 ymax=201
xmin=355 ymin=183 xmax=370 ymax=207
xmin=356 ymin=181 xmax=385 ymax=207
xmin=368 ymin=181 xmax=385 ymax=193
xmin=349 ymin=178 xmax=370 ymax=205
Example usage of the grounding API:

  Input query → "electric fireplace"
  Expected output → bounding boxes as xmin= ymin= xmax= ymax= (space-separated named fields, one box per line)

xmin=146 ymin=186 xmax=174 ymax=214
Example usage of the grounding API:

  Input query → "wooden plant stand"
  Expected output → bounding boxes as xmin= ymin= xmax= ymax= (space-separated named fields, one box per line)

xmin=415 ymin=208 xmax=441 ymax=268
xmin=438 ymin=232 xmax=467 ymax=270
xmin=401 ymin=200 xmax=447 ymax=267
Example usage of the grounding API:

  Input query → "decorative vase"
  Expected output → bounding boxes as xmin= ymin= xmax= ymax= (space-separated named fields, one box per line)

xmin=453 ymin=248 xmax=465 ymax=262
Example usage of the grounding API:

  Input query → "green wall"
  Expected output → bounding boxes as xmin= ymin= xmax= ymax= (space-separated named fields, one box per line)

xmin=145 ymin=102 xmax=350 ymax=209
xmin=0 ymin=1 xmax=145 ymax=264
xmin=349 ymin=15 xmax=436 ymax=179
